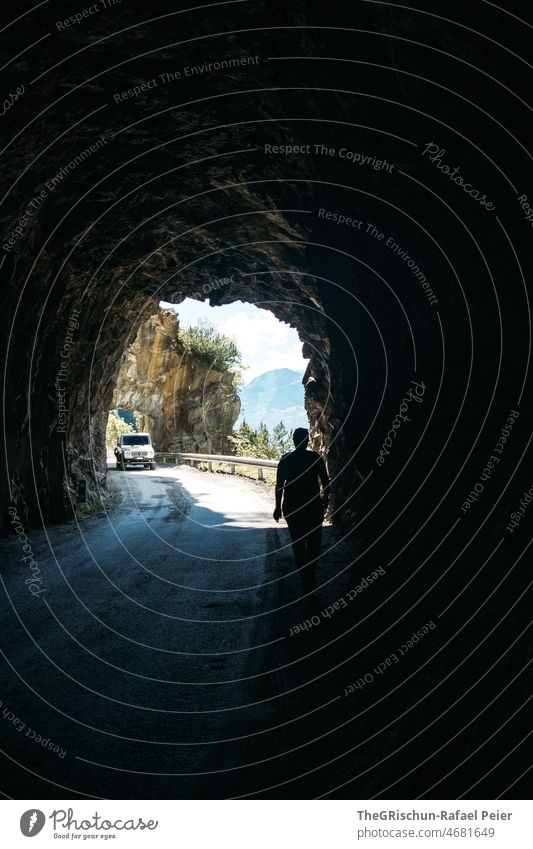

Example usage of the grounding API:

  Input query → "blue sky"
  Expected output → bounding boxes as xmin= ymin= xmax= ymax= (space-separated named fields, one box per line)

xmin=160 ymin=298 xmax=308 ymax=384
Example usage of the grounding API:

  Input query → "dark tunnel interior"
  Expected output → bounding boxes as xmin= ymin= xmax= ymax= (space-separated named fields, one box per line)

xmin=0 ymin=0 xmax=531 ymax=805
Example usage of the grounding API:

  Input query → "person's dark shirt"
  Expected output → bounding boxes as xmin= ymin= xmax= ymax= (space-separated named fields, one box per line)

xmin=277 ymin=449 xmax=328 ymax=514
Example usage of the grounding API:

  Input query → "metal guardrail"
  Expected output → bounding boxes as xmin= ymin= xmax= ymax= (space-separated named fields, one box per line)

xmin=155 ymin=451 xmax=278 ymax=480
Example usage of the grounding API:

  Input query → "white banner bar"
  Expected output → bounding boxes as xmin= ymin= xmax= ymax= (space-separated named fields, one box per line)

xmin=1 ymin=799 xmax=531 ymax=848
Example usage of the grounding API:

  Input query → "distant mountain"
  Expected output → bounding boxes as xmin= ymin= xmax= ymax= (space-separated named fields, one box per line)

xmin=236 ymin=368 xmax=307 ymax=432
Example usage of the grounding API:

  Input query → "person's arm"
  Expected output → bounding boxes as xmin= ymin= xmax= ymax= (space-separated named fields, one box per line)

xmin=318 ymin=457 xmax=330 ymax=512
xmin=273 ymin=462 xmax=284 ymax=522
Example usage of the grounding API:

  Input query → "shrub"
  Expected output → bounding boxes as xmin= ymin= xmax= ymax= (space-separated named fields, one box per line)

xmin=178 ymin=320 xmax=242 ymax=373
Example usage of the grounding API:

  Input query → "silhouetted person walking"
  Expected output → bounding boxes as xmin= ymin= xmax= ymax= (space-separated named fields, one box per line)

xmin=273 ymin=428 xmax=330 ymax=589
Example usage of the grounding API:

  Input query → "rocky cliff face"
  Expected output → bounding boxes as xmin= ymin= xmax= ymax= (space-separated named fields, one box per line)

xmin=112 ymin=309 xmax=240 ymax=453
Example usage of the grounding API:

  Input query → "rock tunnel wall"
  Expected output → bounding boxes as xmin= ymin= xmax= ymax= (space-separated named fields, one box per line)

xmin=1 ymin=0 xmax=531 ymax=557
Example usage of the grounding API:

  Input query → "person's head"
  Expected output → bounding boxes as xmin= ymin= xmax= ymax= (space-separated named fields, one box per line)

xmin=293 ymin=427 xmax=309 ymax=450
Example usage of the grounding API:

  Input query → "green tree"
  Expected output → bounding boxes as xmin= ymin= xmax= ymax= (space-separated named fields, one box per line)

xmin=271 ymin=421 xmax=293 ymax=458
xmin=178 ymin=320 xmax=242 ymax=373
xmin=229 ymin=420 xmax=294 ymax=460
xmin=106 ymin=411 xmax=135 ymax=451
xmin=255 ymin=422 xmax=273 ymax=459
xmin=228 ymin=420 xmax=258 ymax=456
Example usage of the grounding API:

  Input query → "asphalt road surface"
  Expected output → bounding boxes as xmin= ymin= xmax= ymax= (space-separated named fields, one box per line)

xmin=2 ymin=463 xmax=523 ymax=799
xmin=1 ymin=462 xmax=367 ymax=799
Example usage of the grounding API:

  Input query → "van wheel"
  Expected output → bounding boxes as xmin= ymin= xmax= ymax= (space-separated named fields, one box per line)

xmin=150 ymin=462 xmax=156 ymax=470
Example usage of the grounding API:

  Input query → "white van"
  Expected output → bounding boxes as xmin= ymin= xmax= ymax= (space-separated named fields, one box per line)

xmin=114 ymin=433 xmax=156 ymax=470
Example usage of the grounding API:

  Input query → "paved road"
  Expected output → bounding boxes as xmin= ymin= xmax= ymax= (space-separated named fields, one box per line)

xmin=3 ymin=464 xmax=516 ymax=800
xmin=1 ymin=463 xmax=357 ymax=799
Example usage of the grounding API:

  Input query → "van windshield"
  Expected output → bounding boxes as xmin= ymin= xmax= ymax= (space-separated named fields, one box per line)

xmin=122 ymin=435 xmax=151 ymax=446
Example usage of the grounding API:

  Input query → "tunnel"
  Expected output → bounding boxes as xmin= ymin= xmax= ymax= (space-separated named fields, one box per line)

xmin=0 ymin=0 xmax=531 ymax=802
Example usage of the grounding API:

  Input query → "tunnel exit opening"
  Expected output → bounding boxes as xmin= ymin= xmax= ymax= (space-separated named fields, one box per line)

xmin=163 ymin=296 xmax=310 ymax=437
xmin=105 ymin=408 xmax=155 ymax=460
xmin=82 ymin=267 xmax=345 ymax=527
xmin=106 ymin=295 xmax=314 ymax=472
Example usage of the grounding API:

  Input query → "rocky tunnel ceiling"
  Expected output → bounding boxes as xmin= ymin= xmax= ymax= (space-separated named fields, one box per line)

xmin=1 ymin=0 xmax=532 ymax=555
